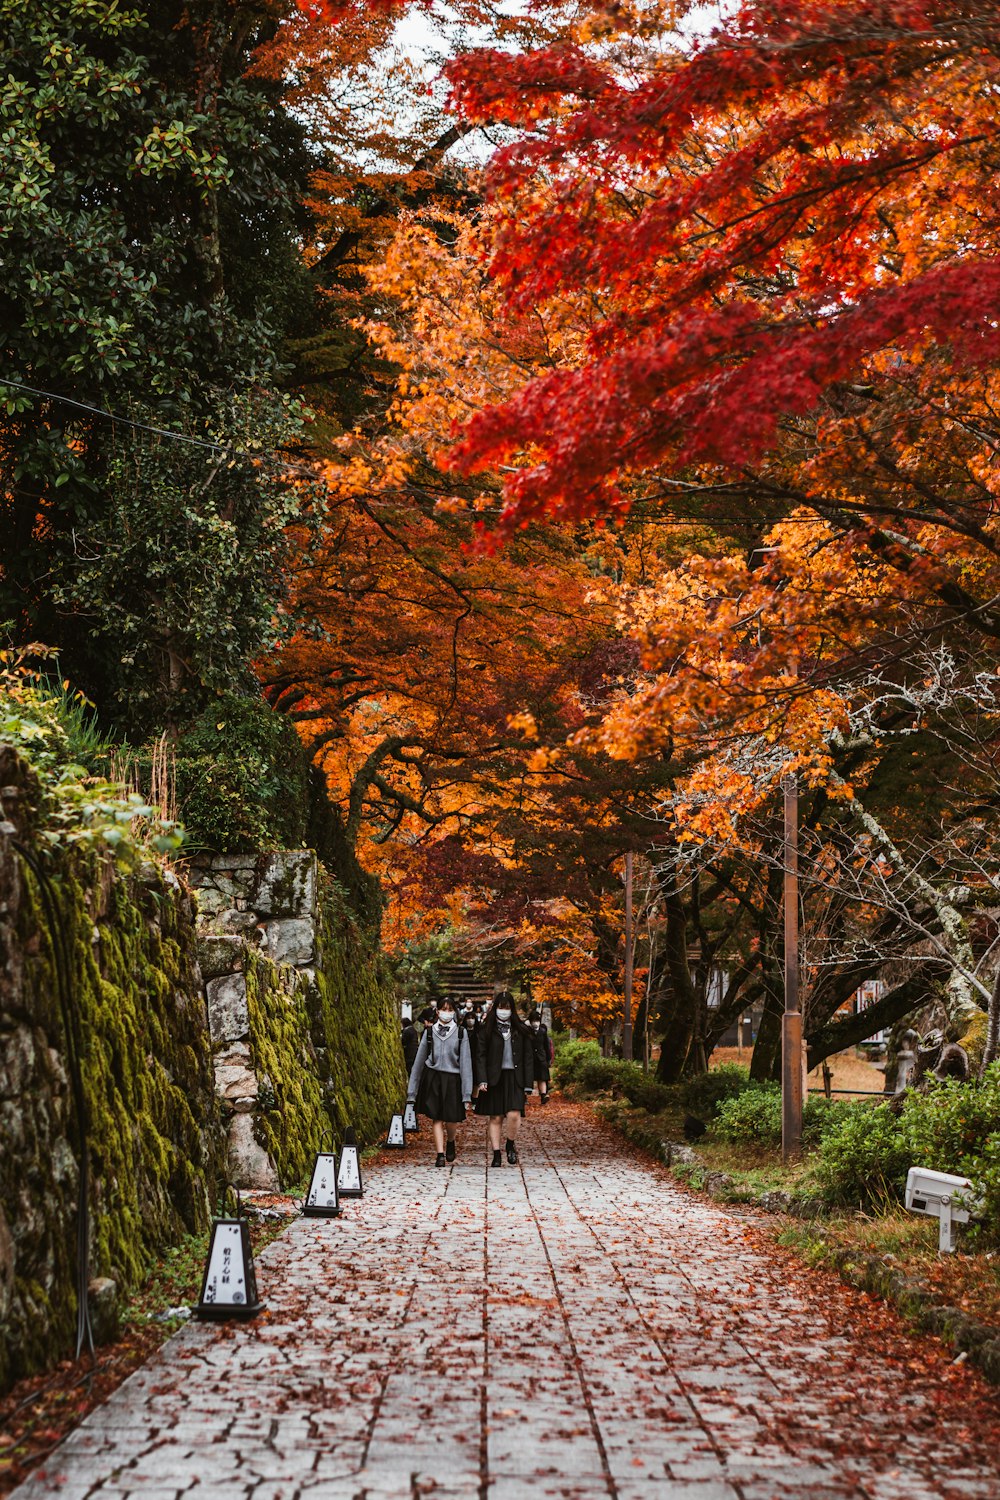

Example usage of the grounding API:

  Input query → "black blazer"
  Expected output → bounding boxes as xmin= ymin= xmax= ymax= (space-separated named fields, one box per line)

xmin=530 ymin=1024 xmax=552 ymax=1078
xmin=475 ymin=1020 xmax=534 ymax=1090
xmin=401 ymin=1024 xmax=420 ymax=1071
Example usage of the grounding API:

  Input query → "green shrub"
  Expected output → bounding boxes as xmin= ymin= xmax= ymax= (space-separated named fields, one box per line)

xmin=801 ymin=1096 xmax=860 ymax=1145
xmin=903 ymin=1068 xmax=1000 ymax=1169
xmin=173 ymin=693 xmax=309 ymax=852
xmin=816 ymin=1103 xmax=911 ymax=1209
xmin=682 ymin=1064 xmax=753 ymax=1120
xmin=902 ymin=1067 xmax=1000 ymax=1236
xmin=715 ymin=1084 xmax=782 ymax=1144
xmin=621 ymin=1070 xmax=676 ymax=1113
xmin=578 ymin=1056 xmax=622 ymax=1094
xmin=552 ymin=1038 xmax=603 ymax=1086
xmin=552 ymin=1042 xmax=677 ymax=1111
xmin=0 ymin=651 xmax=180 ymax=856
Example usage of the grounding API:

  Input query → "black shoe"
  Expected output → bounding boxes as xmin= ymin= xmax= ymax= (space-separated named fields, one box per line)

xmin=491 ymin=1150 xmax=503 ymax=1168
xmin=540 ymin=1092 xmax=549 ymax=1105
xmin=446 ymin=1140 xmax=456 ymax=1162
xmin=435 ymin=1153 xmax=446 ymax=1167
xmin=505 ymin=1139 xmax=518 ymax=1165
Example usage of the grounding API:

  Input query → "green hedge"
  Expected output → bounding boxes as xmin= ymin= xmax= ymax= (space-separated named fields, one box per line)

xmin=552 ymin=1038 xmax=676 ymax=1113
xmin=714 ymin=1084 xmax=860 ymax=1149
xmin=816 ymin=1070 xmax=1000 ymax=1232
xmin=681 ymin=1064 xmax=753 ymax=1119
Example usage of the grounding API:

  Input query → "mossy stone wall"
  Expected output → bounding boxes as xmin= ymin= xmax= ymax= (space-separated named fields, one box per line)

xmin=308 ymin=877 xmax=407 ymax=1146
xmin=0 ymin=754 xmax=223 ymax=1393
xmin=244 ymin=947 xmax=328 ymax=1187
xmin=191 ymin=855 xmax=406 ymax=1175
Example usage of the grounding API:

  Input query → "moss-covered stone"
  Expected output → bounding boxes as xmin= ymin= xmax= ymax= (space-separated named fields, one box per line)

xmin=307 ymin=877 xmax=406 ymax=1146
xmin=0 ymin=779 xmax=224 ymax=1393
xmin=244 ymin=947 xmax=327 ymax=1187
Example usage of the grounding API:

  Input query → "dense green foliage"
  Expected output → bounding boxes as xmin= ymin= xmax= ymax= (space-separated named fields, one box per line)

xmin=714 ymin=1085 xmax=858 ymax=1149
xmin=0 ymin=0 xmax=316 ymax=731
xmin=172 ymin=694 xmax=310 ymax=853
xmin=817 ymin=1072 xmax=1000 ymax=1234
xmin=553 ymin=1039 xmax=675 ymax=1113
xmin=680 ymin=1064 xmax=755 ymax=1121
xmin=0 ymin=649 xmax=180 ymax=854
xmin=815 ymin=1104 xmax=916 ymax=1211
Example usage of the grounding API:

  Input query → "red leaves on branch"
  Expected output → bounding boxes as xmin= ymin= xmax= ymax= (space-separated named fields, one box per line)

xmin=430 ymin=0 xmax=1000 ymax=531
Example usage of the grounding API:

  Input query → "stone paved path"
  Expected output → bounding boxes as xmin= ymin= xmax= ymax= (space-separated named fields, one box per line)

xmin=13 ymin=1103 xmax=1000 ymax=1500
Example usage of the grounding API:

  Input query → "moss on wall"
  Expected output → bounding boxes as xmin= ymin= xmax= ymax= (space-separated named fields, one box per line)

xmin=309 ymin=878 xmax=406 ymax=1146
xmin=244 ymin=947 xmax=328 ymax=1186
xmin=0 ymin=822 xmax=223 ymax=1393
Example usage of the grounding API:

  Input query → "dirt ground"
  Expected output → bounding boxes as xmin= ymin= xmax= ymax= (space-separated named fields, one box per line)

xmin=711 ymin=1045 xmax=887 ymax=1097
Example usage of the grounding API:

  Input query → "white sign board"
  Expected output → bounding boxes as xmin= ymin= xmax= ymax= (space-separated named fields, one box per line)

xmin=200 ymin=1223 xmax=248 ymax=1308
xmin=403 ymin=1100 xmax=418 ymax=1132
xmin=386 ymin=1114 xmax=405 ymax=1147
xmin=305 ymin=1153 xmax=340 ymax=1213
xmin=338 ymin=1143 xmax=363 ymax=1196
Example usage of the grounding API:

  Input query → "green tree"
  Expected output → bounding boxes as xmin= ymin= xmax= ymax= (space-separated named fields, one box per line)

xmin=0 ymin=0 xmax=315 ymax=729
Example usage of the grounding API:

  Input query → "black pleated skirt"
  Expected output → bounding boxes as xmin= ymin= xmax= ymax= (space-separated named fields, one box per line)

xmin=474 ymin=1068 xmax=526 ymax=1117
xmin=416 ymin=1067 xmax=466 ymax=1123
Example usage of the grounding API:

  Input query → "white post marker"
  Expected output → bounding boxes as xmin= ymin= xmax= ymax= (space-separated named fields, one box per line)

xmin=385 ymin=1114 xmax=406 ymax=1148
xmin=403 ymin=1100 xmax=418 ymax=1133
xmin=337 ymin=1130 xmax=364 ymax=1198
xmin=303 ymin=1151 xmax=341 ymax=1217
xmin=905 ymin=1166 xmax=981 ymax=1253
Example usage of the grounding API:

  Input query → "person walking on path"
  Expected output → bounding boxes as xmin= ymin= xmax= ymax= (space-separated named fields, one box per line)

xmin=474 ymin=992 xmax=534 ymax=1167
xmin=400 ymin=1015 xmax=420 ymax=1073
xmin=407 ymin=997 xmax=474 ymax=1165
xmin=418 ymin=1004 xmax=437 ymax=1037
xmin=527 ymin=1009 xmax=553 ymax=1104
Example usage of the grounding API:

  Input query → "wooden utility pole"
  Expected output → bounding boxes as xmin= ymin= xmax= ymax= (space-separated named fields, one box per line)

xmin=623 ymin=851 xmax=634 ymax=1061
xmin=782 ymin=775 xmax=803 ymax=1160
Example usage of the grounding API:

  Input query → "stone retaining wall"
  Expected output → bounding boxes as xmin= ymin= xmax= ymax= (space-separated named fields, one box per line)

xmin=0 ymin=750 xmax=224 ymax=1392
xmin=187 ymin=852 xmax=327 ymax=1191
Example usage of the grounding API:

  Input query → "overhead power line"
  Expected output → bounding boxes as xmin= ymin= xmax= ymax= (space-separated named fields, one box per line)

xmin=0 ymin=375 xmax=258 ymax=456
xmin=0 ymin=374 xmax=904 ymax=533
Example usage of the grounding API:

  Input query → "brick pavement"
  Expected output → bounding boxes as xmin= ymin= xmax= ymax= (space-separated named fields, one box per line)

xmin=12 ymin=1102 xmax=1000 ymax=1499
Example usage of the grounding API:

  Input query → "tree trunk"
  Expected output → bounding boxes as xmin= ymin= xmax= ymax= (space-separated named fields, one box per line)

xmin=750 ymin=982 xmax=783 ymax=1081
xmin=654 ymin=870 xmax=700 ymax=1083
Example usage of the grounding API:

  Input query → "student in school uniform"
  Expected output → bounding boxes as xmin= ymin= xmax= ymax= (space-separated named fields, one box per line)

xmin=407 ymin=997 xmax=474 ymax=1165
xmin=473 ymin=992 xmax=534 ymax=1166
xmin=400 ymin=1015 xmax=420 ymax=1073
xmin=527 ymin=1009 xmax=553 ymax=1104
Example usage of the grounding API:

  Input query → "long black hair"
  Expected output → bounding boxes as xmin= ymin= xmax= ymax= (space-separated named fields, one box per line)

xmin=482 ymin=990 xmax=531 ymax=1039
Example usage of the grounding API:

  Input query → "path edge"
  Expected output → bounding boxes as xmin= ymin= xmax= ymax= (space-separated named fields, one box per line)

xmin=592 ymin=1098 xmax=1000 ymax=1387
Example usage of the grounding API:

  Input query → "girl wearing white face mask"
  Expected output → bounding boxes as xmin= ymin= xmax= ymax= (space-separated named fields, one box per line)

xmin=527 ymin=1009 xmax=553 ymax=1104
xmin=473 ymin=993 xmax=534 ymax=1166
xmin=406 ymin=998 xmax=474 ymax=1165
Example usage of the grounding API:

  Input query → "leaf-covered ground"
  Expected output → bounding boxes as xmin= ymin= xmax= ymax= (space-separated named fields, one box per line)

xmin=5 ymin=1101 xmax=1000 ymax=1499
xmin=0 ymin=1210 xmax=291 ymax=1497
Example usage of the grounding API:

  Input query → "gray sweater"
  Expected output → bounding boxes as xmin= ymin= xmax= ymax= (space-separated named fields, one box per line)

xmin=407 ymin=1023 xmax=473 ymax=1103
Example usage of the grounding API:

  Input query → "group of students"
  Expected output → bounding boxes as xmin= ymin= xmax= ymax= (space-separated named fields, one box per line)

xmin=399 ymin=994 xmax=553 ymax=1168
